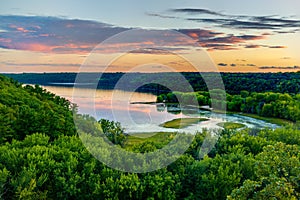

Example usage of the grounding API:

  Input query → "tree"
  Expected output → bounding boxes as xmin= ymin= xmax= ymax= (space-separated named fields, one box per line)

xmin=98 ymin=119 xmax=126 ymax=146
xmin=261 ymin=103 xmax=273 ymax=117
xmin=240 ymin=90 xmax=249 ymax=98
xmin=228 ymin=142 xmax=300 ymax=199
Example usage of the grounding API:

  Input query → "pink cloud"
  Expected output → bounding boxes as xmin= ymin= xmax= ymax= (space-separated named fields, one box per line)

xmin=0 ymin=15 xmax=273 ymax=54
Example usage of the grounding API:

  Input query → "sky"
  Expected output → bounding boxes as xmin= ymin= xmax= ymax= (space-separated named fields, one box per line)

xmin=0 ymin=0 xmax=300 ymax=73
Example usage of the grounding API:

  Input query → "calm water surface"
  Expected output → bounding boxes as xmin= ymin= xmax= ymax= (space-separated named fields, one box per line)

xmin=42 ymin=85 xmax=279 ymax=134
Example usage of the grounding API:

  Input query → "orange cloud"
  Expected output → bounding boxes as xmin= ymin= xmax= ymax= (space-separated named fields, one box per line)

xmin=3 ymin=42 xmax=61 ymax=52
xmin=16 ymin=27 xmax=30 ymax=33
xmin=0 ymin=16 xmax=273 ymax=54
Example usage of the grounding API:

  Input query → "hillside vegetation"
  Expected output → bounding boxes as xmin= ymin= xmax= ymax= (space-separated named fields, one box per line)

xmin=0 ymin=75 xmax=299 ymax=199
xmin=157 ymin=90 xmax=300 ymax=123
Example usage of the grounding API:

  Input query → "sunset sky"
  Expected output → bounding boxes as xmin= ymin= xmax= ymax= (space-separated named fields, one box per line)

xmin=0 ymin=0 xmax=300 ymax=73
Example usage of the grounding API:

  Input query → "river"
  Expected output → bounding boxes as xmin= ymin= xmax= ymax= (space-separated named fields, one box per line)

xmin=42 ymin=85 xmax=279 ymax=134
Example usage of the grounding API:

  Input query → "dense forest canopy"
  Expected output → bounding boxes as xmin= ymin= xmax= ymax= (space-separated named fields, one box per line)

xmin=0 ymin=74 xmax=299 ymax=199
xmin=157 ymin=90 xmax=300 ymax=122
xmin=5 ymin=72 xmax=300 ymax=95
xmin=0 ymin=75 xmax=76 ymax=143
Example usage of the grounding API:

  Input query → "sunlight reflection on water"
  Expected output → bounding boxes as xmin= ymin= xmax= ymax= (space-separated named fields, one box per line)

xmin=42 ymin=85 xmax=279 ymax=134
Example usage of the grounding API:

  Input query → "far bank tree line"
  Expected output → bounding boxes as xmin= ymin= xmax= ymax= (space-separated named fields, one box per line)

xmin=5 ymin=72 xmax=300 ymax=95
xmin=0 ymin=74 xmax=299 ymax=199
xmin=157 ymin=90 xmax=300 ymax=122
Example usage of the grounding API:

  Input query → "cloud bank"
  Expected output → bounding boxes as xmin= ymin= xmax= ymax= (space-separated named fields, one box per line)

xmin=170 ymin=8 xmax=300 ymax=32
xmin=0 ymin=15 xmax=277 ymax=53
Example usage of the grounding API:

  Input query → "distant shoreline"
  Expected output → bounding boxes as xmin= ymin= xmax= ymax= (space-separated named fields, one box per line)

xmin=3 ymin=72 xmax=299 ymax=96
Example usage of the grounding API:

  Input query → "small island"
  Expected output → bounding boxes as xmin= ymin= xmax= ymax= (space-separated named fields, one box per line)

xmin=160 ymin=118 xmax=209 ymax=129
xmin=217 ymin=122 xmax=246 ymax=129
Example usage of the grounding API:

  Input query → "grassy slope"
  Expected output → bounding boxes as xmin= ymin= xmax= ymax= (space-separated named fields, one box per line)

xmin=124 ymin=132 xmax=176 ymax=149
xmin=217 ymin=122 xmax=245 ymax=129
xmin=239 ymin=113 xmax=293 ymax=126
xmin=213 ymin=109 xmax=293 ymax=126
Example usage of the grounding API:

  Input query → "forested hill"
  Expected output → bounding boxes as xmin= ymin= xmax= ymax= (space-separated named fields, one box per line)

xmin=5 ymin=72 xmax=300 ymax=95
xmin=0 ymin=74 xmax=76 ymax=143
xmin=0 ymin=74 xmax=299 ymax=199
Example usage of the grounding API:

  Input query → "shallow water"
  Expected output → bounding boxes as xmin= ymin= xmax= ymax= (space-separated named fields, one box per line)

xmin=42 ymin=85 xmax=279 ymax=134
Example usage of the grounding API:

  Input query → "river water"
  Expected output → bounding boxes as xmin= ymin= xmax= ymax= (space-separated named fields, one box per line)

xmin=42 ymin=85 xmax=279 ymax=134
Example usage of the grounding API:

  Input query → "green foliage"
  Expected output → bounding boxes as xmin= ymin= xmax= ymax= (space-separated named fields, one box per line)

xmin=6 ymin=72 xmax=300 ymax=95
xmin=1 ymin=74 xmax=300 ymax=199
xmin=217 ymin=122 xmax=245 ymax=129
xmin=158 ymin=90 xmax=300 ymax=122
xmin=215 ymin=130 xmax=270 ymax=155
xmin=160 ymin=118 xmax=208 ymax=129
xmin=259 ymin=126 xmax=300 ymax=145
xmin=0 ymin=168 xmax=10 ymax=199
xmin=124 ymin=132 xmax=176 ymax=151
xmin=0 ymin=75 xmax=76 ymax=143
xmin=228 ymin=142 xmax=300 ymax=199
xmin=98 ymin=119 xmax=126 ymax=146
xmin=1 ymin=126 xmax=300 ymax=199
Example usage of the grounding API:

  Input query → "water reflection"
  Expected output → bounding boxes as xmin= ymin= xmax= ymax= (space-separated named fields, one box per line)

xmin=42 ymin=85 xmax=279 ymax=134
xmin=156 ymin=103 xmax=204 ymax=116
